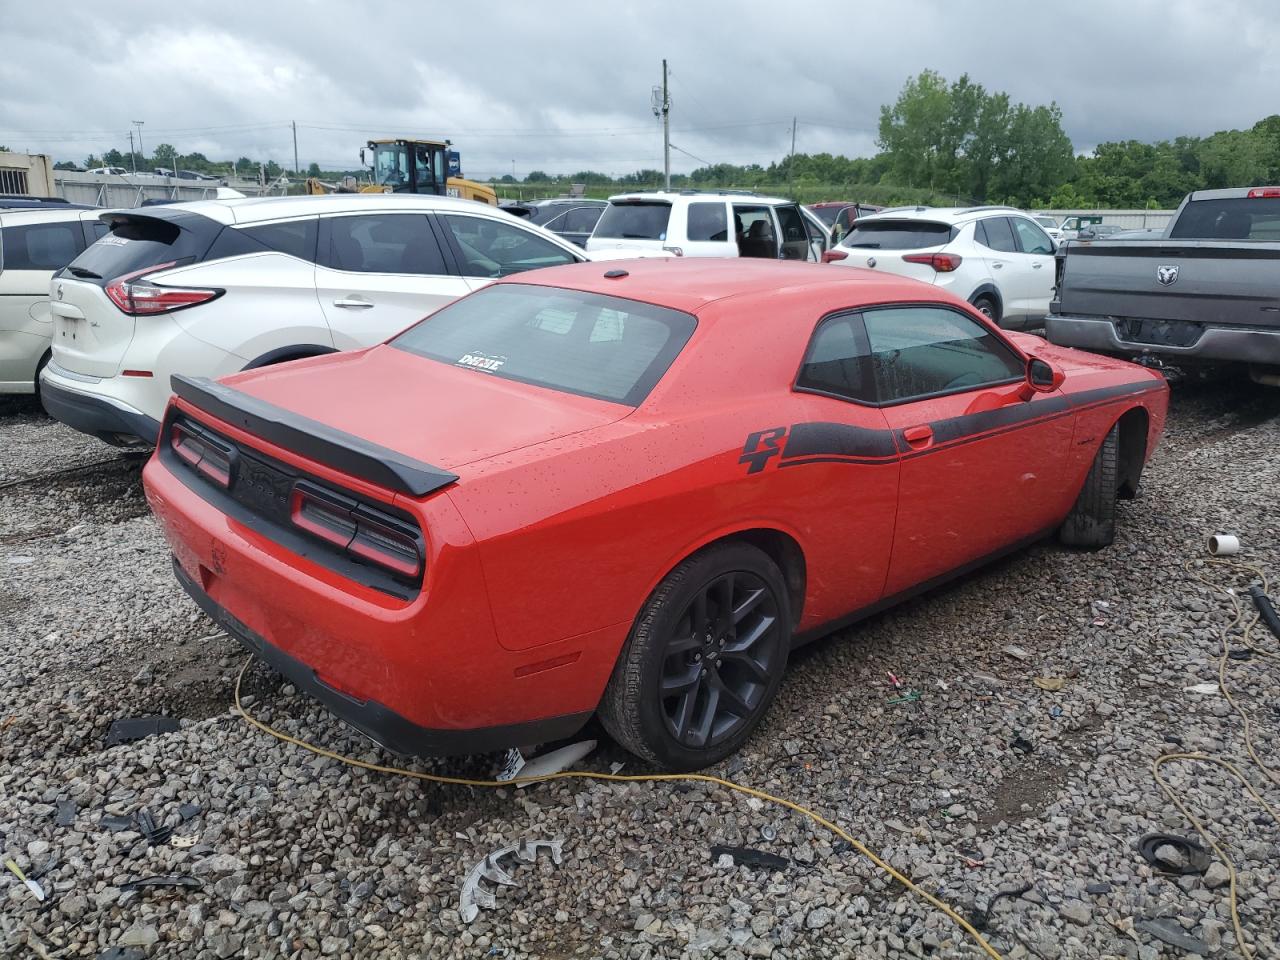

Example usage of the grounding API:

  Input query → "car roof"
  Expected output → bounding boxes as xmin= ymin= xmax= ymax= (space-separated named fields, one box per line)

xmin=606 ymin=190 xmax=795 ymax=206
xmin=499 ymin=257 xmax=943 ymax=315
xmin=117 ymin=192 xmax=517 ymax=226
xmin=0 ymin=206 xmax=101 ymax=225
xmin=858 ymin=205 xmax=1031 ymax=225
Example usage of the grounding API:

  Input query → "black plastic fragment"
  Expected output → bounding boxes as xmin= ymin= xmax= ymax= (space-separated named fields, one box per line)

xmin=710 ymin=845 xmax=789 ymax=870
xmin=120 ymin=875 xmax=202 ymax=893
xmin=96 ymin=948 xmax=146 ymax=960
xmin=100 ymin=815 xmax=135 ymax=833
xmin=1010 ymin=735 xmax=1034 ymax=753
xmin=1227 ymin=648 xmax=1253 ymax=661
xmin=56 ymin=798 xmax=77 ymax=827
xmin=1137 ymin=833 xmax=1211 ymax=875
xmin=104 ymin=716 xmax=180 ymax=746
xmin=178 ymin=803 xmax=202 ymax=822
xmin=969 ymin=882 xmax=1033 ymax=932
xmin=1248 ymin=585 xmax=1280 ymax=640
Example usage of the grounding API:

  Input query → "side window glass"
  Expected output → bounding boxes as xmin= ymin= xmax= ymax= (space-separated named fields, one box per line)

xmin=326 ymin=214 xmax=447 ymax=274
xmin=2 ymin=221 xmax=83 ymax=270
xmin=542 ymin=210 xmax=570 ymax=231
xmin=563 ymin=207 xmax=602 ymax=233
xmin=977 ymin=217 xmax=1017 ymax=253
xmin=241 ymin=218 xmax=319 ymax=262
xmin=796 ymin=314 xmax=873 ymax=402
xmin=442 ymin=215 xmax=577 ymax=278
xmin=1012 ymin=218 xmax=1053 ymax=255
xmin=862 ymin=306 xmax=1024 ymax=402
xmin=686 ymin=202 xmax=728 ymax=242
xmin=775 ymin=205 xmax=810 ymax=260
xmin=92 ymin=221 xmax=109 ymax=238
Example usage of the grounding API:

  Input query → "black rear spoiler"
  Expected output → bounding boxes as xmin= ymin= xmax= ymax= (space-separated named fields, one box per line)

xmin=170 ymin=375 xmax=458 ymax=498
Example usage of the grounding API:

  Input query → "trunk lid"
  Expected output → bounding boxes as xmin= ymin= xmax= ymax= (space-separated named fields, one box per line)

xmin=837 ymin=218 xmax=957 ymax=283
xmin=52 ymin=210 xmax=225 ymax=377
xmin=217 ymin=345 xmax=631 ymax=472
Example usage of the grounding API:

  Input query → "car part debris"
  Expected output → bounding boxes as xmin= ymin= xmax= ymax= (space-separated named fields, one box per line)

xmin=104 ymin=716 xmax=180 ymax=746
xmin=56 ymin=798 xmax=77 ymax=827
xmin=459 ymin=839 xmax=564 ymax=923
xmin=761 ymin=824 xmax=777 ymax=842
xmin=709 ymin=845 xmax=789 ymax=870
xmin=4 ymin=858 xmax=46 ymax=901
xmin=1137 ymin=833 xmax=1211 ymax=875
xmin=100 ymin=814 xmax=135 ymax=833
xmin=134 ymin=809 xmax=173 ymax=846
xmin=1184 ymin=682 xmax=1220 ymax=695
xmin=968 ymin=882 xmax=1032 ymax=932
xmin=504 ymin=740 xmax=597 ymax=788
xmin=885 ymin=690 xmax=921 ymax=706
xmin=95 ymin=949 xmax=146 ymax=960
xmin=1135 ymin=918 xmax=1209 ymax=956
xmin=1010 ymin=735 xmax=1034 ymax=753
xmin=1248 ymin=584 xmax=1280 ymax=640
xmin=1002 ymin=644 xmax=1032 ymax=662
xmin=1032 ymin=677 xmax=1066 ymax=691
xmin=120 ymin=875 xmax=202 ymax=893
xmin=1207 ymin=534 xmax=1240 ymax=556
xmin=177 ymin=803 xmax=202 ymax=822
xmin=170 ymin=835 xmax=197 ymax=849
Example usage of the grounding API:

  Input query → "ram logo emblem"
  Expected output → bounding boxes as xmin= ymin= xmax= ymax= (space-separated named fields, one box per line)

xmin=1156 ymin=264 xmax=1179 ymax=286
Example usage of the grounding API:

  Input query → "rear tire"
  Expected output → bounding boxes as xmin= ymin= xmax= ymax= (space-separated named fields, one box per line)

xmin=599 ymin=542 xmax=791 ymax=771
xmin=973 ymin=295 xmax=999 ymax=323
xmin=1059 ymin=424 xmax=1119 ymax=548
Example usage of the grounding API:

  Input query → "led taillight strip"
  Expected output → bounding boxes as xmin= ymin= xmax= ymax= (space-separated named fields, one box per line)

xmin=289 ymin=481 xmax=423 ymax=581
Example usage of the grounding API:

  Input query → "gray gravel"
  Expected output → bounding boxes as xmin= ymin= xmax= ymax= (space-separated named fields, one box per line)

xmin=2 ymin=378 xmax=1278 ymax=960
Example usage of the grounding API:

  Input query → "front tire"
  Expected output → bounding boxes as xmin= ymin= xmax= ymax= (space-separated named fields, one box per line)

xmin=1059 ymin=424 xmax=1119 ymax=548
xmin=599 ymin=542 xmax=792 ymax=771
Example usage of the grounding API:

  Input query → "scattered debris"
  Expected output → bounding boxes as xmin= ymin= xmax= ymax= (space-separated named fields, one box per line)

xmin=1227 ymin=648 xmax=1253 ymax=661
xmin=177 ymin=803 xmax=202 ymax=822
xmin=1033 ymin=677 xmax=1067 ymax=691
xmin=95 ymin=950 xmax=146 ymax=960
xmin=120 ymin=875 xmax=202 ymax=893
xmin=1010 ymin=735 xmax=1034 ymax=753
xmin=956 ymin=851 xmax=985 ymax=869
xmin=459 ymin=839 xmax=564 ymax=924
xmin=1248 ymin=584 xmax=1280 ymax=640
xmin=885 ymin=690 xmax=921 ymax=706
xmin=1184 ymin=682 xmax=1220 ymax=695
xmin=1085 ymin=882 xmax=1112 ymax=894
xmin=1137 ymin=833 xmax=1211 ymax=875
xmin=97 ymin=809 xmax=172 ymax=844
xmin=760 ymin=824 xmax=777 ymax=842
xmin=104 ymin=716 xmax=180 ymax=746
xmin=886 ymin=671 xmax=903 ymax=688
xmin=170 ymin=835 xmax=197 ymax=849
xmin=56 ymin=798 xmax=77 ymax=827
xmin=709 ymin=845 xmax=789 ymax=870
xmin=969 ymin=882 xmax=1032 ymax=932
xmin=100 ymin=815 xmax=135 ymax=833
xmin=4 ymin=858 xmax=46 ymax=901
xmin=494 ymin=748 xmax=525 ymax=782
xmin=1135 ymin=918 xmax=1210 ymax=956
xmin=608 ymin=761 xmax=625 ymax=775
xmin=503 ymin=740 xmax=596 ymax=787
xmin=1002 ymin=644 xmax=1032 ymax=662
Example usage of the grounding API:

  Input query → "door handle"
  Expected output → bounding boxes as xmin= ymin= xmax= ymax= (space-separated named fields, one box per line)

xmin=992 ymin=262 xmax=1004 ymax=269
xmin=903 ymin=425 xmax=933 ymax=448
xmin=333 ymin=297 xmax=374 ymax=309
xmin=1032 ymin=262 xmax=1044 ymax=269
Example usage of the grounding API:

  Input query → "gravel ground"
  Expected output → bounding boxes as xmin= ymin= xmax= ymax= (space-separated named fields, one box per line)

xmin=1 ymin=376 xmax=1278 ymax=960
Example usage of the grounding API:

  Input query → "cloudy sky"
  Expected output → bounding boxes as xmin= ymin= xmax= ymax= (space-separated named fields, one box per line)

xmin=1 ymin=0 xmax=1276 ymax=178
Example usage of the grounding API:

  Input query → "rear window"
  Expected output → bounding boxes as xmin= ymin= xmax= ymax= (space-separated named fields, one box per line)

xmin=391 ymin=284 xmax=696 ymax=405
xmin=810 ymin=207 xmax=841 ymax=226
xmin=593 ymin=201 xmax=672 ymax=241
xmin=841 ymin=219 xmax=954 ymax=250
xmin=0 ymin=220 xmax=84 ymax=271
xmin=64 ymin=212 xmax=220 ymax=283
xmin=1169 ymin=197 xmax=1280 ymax=240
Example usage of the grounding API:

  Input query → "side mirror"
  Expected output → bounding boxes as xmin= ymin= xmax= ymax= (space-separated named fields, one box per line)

xmin=1020 ymin=357 xmax=1065 ymax=400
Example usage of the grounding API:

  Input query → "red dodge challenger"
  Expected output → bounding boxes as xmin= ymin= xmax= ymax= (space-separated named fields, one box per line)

xmin=143 ymin=259 xmax=1168 ymax=770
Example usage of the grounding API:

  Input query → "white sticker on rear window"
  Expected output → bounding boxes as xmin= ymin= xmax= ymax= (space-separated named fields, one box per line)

xmin=456 ymin=352 xmax=506 ymax=372
xmin=99 ymin=235 xmax=131 ymax=246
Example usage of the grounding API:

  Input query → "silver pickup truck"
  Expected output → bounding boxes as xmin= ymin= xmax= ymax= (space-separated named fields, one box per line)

xmin=1046 ymin=187 xmax=1280 ymax=384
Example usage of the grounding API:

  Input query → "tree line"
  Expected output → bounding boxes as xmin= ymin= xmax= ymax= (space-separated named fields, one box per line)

xmin=36 ymin=71 xmax=1280 ymax=207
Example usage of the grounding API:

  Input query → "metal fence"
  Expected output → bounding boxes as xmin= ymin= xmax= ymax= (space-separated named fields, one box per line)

xmin=1034 ymin=209 xmax=1177 ymax=230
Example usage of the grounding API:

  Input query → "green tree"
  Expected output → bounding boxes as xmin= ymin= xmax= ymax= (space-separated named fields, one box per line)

xmin=153 ymin=143 xmax=178 ymax=171
xmin=524 ymin=170 xmax=550 ymax=182
xmin=307 ymin=162 xmax=321 ymax=177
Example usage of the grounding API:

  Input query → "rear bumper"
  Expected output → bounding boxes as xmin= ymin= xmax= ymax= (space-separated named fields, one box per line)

xmin=173 ymin=559 xmax=591 ymax=756
xmin=1046 ymin=314 xmax=1280 ymax=366
xmin=39 ymin=376 xmax=160 ymax=446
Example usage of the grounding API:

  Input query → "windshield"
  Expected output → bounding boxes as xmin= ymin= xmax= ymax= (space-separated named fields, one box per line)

xmin=593 ymin=201 xmax=673 ymax=241
xmin=841 ymin=220 xmax=954 ymax=250
xmin=373 ymin=144 xmax=410 ymax=187
xmin=391 ymin=284 xmax=696 ymax=405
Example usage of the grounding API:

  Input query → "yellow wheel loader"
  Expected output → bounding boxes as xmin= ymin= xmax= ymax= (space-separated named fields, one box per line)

xmin=303 ymin=138 xmax=496 ymax=204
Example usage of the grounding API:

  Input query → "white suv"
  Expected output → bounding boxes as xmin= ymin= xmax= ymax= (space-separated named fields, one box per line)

xmin=0 ymin=204 xmax=108 ymax=394
xmin=824 ymin=206 xmax=1057 ymax=328
xmin=585 ymin=191 xmax=829 ymax=261
xmin=40 ymin=193 xmax=598 ymax=446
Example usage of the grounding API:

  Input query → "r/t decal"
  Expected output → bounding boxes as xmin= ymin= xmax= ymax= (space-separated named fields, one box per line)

xmin=739 ymin=426 xmax=787 ymax=473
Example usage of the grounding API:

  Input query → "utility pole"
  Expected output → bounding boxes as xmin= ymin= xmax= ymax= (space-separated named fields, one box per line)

xmin=128 ymin=130 xmax=137 ymax=174
xmin=788 ymin=117 xmax=797 ymax=198
xmin=132 ymin=121 xmax=145 ymax=165
xmin=292 ymin=121 xmax=299 ymax=175
xmin=652 ymin=60 xmax=671 ymax=190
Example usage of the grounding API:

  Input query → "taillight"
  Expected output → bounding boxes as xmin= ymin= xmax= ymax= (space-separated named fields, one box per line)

xmin=1247 ymin=187 xmax=1280 ymax=198
xmin=822 ymin=249 xmax=849 ymax=263
xmin=105 ymin=262 xmax=221 ymax=315
xmin=903 ymin=252 xmax=962 ymax=272
xmin=170 ymin=422 xmax=235 ymax=488
xmin=290 ymin=482 xmax=423 ymax=581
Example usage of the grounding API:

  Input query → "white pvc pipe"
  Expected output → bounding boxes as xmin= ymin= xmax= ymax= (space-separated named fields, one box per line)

xmin=1208 ymin=534 xmax=1241 ymax=556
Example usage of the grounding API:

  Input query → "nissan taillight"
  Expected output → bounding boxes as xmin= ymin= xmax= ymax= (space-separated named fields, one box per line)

xmin=902 ymin=252 xmax=962 ymax=272
xmin=170 ymin=422 xmax=235 ymax=488
xmin=105 ymin=262 xmax=222 ymax=315
xmin=290 ymin=482 xmax=423 ymax=581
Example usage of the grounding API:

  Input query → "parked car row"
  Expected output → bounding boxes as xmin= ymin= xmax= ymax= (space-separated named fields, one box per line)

xmin=1 ymin=185 xmax=1176 ymax=770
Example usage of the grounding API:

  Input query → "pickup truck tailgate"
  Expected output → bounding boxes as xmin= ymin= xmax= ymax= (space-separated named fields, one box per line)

xmin=1057 ymin=240 xmax=1280 ymax=329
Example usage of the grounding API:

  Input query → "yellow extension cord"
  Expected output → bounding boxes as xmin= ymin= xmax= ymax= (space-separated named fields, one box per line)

xmin=232 ymin=661 xmax=1003 ymax=958
xmin=226 ymin=556 xmax=1278 ymax=960
xmin=1148 ymin=559 xmax=1280 ymax=960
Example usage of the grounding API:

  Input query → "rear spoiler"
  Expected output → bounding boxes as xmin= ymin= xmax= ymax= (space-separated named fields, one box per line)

xmin=170 ymin=375 xmax=458 ymax=498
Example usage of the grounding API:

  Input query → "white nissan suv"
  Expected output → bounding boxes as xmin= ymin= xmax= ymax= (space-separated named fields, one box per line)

xmin=40 ymin=193 xmax=604 ymax=446
xmin=823 ymin=206 xmax=1057 ymax=329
